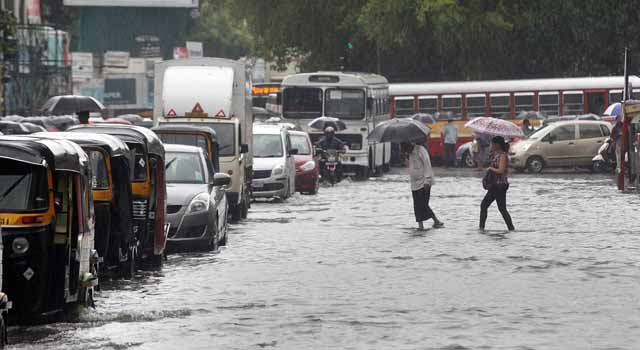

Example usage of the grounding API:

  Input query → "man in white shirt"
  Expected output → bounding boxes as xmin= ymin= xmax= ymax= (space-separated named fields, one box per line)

xmin=442 ymin=119 xmax=459 ymax=167
xmin=408 ymin=142 xmax=444 ymax=230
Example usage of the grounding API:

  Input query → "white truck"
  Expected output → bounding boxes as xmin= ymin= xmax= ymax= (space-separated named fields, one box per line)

xmin=153 ymin=58 xmax=253 ymax=220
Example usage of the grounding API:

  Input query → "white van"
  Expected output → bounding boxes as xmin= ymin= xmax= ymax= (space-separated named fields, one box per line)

xmin=252 ymin=124 xmax=297 ymax=199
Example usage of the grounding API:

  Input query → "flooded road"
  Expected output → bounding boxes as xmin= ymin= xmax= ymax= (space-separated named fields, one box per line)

xmin=10 ymin=169 xmax=640 ymax=349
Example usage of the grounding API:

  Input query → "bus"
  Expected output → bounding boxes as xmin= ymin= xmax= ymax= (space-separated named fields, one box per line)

xmin=252 ymin=83 xmax=281 ymax=108
xmin=281 ymin=72 xmax=391 ymax=179
xmin=390 ymin=75 xmax=640 ymax=159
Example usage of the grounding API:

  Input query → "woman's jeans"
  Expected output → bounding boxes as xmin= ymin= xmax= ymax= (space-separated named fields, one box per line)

xmin=480 ymin=184 xmax=515 ymax=230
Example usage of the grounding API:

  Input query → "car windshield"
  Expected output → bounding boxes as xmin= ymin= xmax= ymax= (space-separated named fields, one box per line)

xmin=165 ymin=152 xmax=206 ymax=184
xmin=0 ymin=160 xmax=48 ymax=212
xmin=283 ymin=87 xmax=323 ymax=119
xmin=290 ymin=135 xmax=311 ymax=155
xmin=253 ymin=134 xmax=284 ymax=158
xmin=528 ymin=124 xmax=550 ymax=139
xmin=325 ymin=88 xmax=365 ymax=119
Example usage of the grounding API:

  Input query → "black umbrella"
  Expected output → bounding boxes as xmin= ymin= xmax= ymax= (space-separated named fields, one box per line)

xmin=116 ymin=114 xmax=144 ymax=125
xmin=368 ymin=118 xmax=432 ymax=144
xmin=0 ymin=121 xmax=30 ymax=135
xmin=42 ymin=95 xmax=105 ymax=115
xmin=411 ymin=113 xmax=436 ymax=125
xmin=308 ymin=116 xmax=347 ymax=131
xmin=516 ymin=111 xmax=545 ymax=120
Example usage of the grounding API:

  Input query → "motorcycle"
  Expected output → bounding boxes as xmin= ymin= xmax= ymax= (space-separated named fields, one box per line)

xmin=318 ymin=149 xmax=343 ymax=185
xmin=592 ymin=137 xmax=616 ymax=173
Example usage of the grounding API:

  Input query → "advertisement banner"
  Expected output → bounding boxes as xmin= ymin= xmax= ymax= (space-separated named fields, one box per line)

xmin=186 ymin=41 xmax=203 ymax=58
xmin=25 ymin=0 xmax=41 ymax=24
xmin=63 ymin=0 xmax=198 ymax=7
xmin=104 ymin=78 xmax=137 ymax=105
xmin=104 ymin=51 xmax=130 ymax=68
xmin=173 ymin=47 xmax=188 ymax=60
xmin=135 ymin=35 xmax=161 ymax=58
xmin=71 ymin=52 xmax=93 ymax=81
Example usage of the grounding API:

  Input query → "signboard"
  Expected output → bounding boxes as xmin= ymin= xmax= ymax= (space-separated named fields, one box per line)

xmin=104 ymin=51 xmax=130 ymax=68
xmin=104 ymin=78 xmax=137 ymax=105
xmin=186 ymin=41 xmax=203 ymax=58
xmin=25 ymin=0 xmax=41 ymax=24
xmin=71 ymin=52 xmax=93 ymax=81
xmin=173 ymin=47 xmax=188 ymax=59
xmin=63 ymin=0 xmax=198 ymax=7
xmin=136 ymin=35 xmax=161 ymax=58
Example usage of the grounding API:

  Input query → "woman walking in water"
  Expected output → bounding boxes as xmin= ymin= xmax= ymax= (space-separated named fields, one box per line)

xmin=407 ymin=141 xmax=444 ymax=230
xmin=480 ymin=136 xmax=515 ymax=231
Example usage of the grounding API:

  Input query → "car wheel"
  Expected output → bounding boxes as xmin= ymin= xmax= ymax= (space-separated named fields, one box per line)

xmin=526 ymin=156 xmax=545 ymax=173
xmin=309 ymin=177 xmax=319 ymax=195
xmin=463 ymin=151 xmax=476 ymax=168
xmin=208 ymin=218 xmax=219 ymax=251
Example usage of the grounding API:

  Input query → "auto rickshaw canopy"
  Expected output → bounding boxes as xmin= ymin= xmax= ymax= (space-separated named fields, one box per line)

xmin=68 ymin=124 xmax=165 ymax=158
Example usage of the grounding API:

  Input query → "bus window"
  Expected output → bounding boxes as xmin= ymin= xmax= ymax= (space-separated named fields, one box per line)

xmin=490 ymin=94 xmax=510 ymax=118
xmin=466 ymin=94 xmax=486 ymax=117
xmin=282 ymin=87 xmax=323 ymax=119
xmin=610 ymin=90 xmax=623 ymax=103
xmin=325 ymin=89 xmax=365 ymax=120
xmin=563 ymin=92 xmax=583 ymax=115
xmin=539 ymin=92 xmax=559 ymax=117
xmin=442 ymin=95 xmax=462 ymax=116
xmin=418 ymin=96 xmax=437 ymax=115
xmin=394 ymin=97 xmax=414 ymax=117
xmin=515 ymin=93 xmax=534 ymax=114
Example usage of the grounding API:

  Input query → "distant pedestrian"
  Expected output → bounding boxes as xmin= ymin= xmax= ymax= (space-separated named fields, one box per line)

xmin=407 ymin=141 xmax=444 ymax=230
xmin=611 ymin=115 xmax=623 ymax=174
xmin=474 ymin=133 xmax=492 ymax=170
xmin=480 ymin=136 xmax=515 ymax=231
xmin=521 ymin=119 xmax=534 ymax=137
xmin=442 ymin=118 xmax=458 ymax=167
xmin=77 ymin=111 xmax=90 ymax=125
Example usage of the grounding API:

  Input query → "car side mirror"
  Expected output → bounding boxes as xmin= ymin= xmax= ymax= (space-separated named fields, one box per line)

xmin=240 ymin=144 xmax=249 ymax=154
xmin=212 ymin=173 xmax=231 ymax=187
xmin=289 ymin=148 xmax=298 ymax=155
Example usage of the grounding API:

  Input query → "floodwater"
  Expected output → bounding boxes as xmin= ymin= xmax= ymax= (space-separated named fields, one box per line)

xmin=9 ymin=169 xmax=640 ymax=349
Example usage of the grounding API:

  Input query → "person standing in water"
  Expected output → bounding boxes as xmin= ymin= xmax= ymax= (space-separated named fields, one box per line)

xmin=407 ymin=140 xmax=444 ymax=230
xmin=480 ymin=136 xmax=515 ymax=231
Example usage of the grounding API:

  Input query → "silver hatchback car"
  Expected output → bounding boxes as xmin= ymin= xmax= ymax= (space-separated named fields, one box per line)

xmin=164 ymin=144 xmax=231 ymax=251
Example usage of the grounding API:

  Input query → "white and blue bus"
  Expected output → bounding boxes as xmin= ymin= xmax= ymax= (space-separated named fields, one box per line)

xmin=280 ymin=72 xmax=391 ymax=179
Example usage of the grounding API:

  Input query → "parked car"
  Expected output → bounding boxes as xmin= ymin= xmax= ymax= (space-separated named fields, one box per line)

xmin=509 ymin=120 xmax=612 ymax=173
xmin=289 ymin=130 xmax=320 ymax=194
xmin=252 ymin=124 xmax=297 ymax=199
xmin=164 ymin=144 xmax=231 ymax=251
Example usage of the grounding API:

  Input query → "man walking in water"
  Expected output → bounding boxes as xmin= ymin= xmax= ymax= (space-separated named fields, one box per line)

xmin=407 ymin=140 xmax=444 ymax=230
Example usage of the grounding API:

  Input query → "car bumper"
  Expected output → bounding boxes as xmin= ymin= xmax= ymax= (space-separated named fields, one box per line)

xmin=252 ymin=177 xmax=287 ymax=198
xmin=166 ymin=208 xmax=209 ymax=243
xmin=295 ymin=171 xmax=318 ymax=191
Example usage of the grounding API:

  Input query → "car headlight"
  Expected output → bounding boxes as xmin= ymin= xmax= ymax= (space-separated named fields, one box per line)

xmin=300 ymin=160 xmax=316 ymax=172
xmin=187 ymin=192 xmax=210 ymax=214
xmin=272 ymin=164 xmax=285 ymax=176
xmin=12 ymin=237 xmax=29 ymax=254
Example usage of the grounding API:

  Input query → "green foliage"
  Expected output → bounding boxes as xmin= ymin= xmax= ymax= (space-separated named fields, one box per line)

xmin=188 ymin=0 xmax=253 ymax=59
xmin=233 ymin=0 xmax=640 ymax=81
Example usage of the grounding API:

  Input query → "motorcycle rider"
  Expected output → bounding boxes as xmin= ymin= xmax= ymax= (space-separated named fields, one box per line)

xmin=315 ymin=126 xmax=347 ymax=179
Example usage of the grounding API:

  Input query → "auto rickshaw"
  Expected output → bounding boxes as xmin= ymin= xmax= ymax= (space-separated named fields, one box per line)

xmin=0 ymin=136 xmax=97 ymax=323
xmin=0 ymin=227 xmax=10 ymax=348
xmin=33 ymin=132 xmax=138 ymax=277
xmin=152 ymin=124 xmax=220 ymax=172
xmin=69 ymin=125 xmax=167 ymax=267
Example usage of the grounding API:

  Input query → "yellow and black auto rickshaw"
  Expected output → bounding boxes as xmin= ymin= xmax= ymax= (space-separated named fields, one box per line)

xmin=152 ymin=124 xmax=220 ymax=173
xmin=33 ymin=132 xmax=138 ymax=277
xmin=0 ymin=136 xmax=97 ymax=323
xmin=69 ymin=125 xmax=168 ymax=267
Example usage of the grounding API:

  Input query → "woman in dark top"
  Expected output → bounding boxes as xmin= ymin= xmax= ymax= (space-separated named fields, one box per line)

xmin=480 ymin=136 xmax=515 ymax=231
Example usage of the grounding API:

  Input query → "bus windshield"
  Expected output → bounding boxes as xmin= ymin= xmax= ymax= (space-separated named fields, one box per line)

xmin=0 ymin=160 xmax=48 ymax=212
xmin=325 ymin=88 xmax=365 ymax=120
xmin=283 ymin=87 xmax=322 ymax=119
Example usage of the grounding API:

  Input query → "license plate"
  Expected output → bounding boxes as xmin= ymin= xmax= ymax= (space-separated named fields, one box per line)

xmin=253 ymin=182 xmax=264 ymax=188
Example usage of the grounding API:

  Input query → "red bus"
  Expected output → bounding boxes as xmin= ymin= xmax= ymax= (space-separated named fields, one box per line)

xmin=389 ymin=76 xmax=640 ymax=159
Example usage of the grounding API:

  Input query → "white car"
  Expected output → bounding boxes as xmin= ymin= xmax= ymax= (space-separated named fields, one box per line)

xmin=252 ymin=124 xmax=297 ymax=199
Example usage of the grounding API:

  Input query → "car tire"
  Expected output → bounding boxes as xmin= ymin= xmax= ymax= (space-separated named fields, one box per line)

xmin=208 ymin=218 xmax=219 ymax=251
xmin=463 ymin=151 xmax=476 ymax=168
xmin=309 ymin=178 xmax=319 ymax=195
xmin=526 ymin=156 xmax=545 ymax=173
